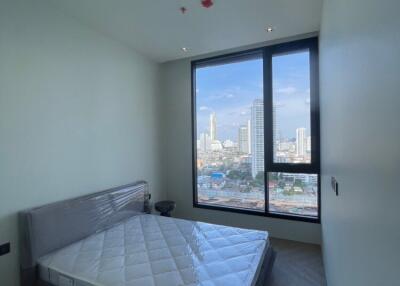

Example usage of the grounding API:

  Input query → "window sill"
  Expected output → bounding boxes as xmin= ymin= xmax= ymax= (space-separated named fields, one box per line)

xmin=193 ymin=202 xmax=320 ymax=224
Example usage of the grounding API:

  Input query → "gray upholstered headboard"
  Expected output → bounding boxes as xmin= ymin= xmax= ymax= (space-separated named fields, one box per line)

xmin=19 ymin=181 xmax=149 ymax=286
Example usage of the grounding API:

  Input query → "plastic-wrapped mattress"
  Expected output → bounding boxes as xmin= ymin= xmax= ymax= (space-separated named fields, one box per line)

xmin=37 ymin=214 xmax=270 ymax=286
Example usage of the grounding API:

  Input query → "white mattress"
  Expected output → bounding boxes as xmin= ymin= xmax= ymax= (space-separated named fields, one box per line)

xmin=37 ymin=214 xmax=269 ymax=286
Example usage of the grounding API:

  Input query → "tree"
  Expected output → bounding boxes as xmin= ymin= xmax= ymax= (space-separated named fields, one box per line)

xmin=227 ymin=170 xmax=240 ymax=180
xmin=294 ymin=179 xmax=304 ymax=188
xmin=270 ymin=172 xmax=279 ymax=181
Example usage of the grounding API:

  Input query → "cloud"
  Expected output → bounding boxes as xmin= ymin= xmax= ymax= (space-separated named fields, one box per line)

xmin=199 ymin=106 xmax=211 ymax=111
xmin=227 ymin=106 xmax=251 ymax=117
xmin=276 ymin=86 xmax=297 ymax=95
xmin=209 ymin=92 xmax=235 ymax=100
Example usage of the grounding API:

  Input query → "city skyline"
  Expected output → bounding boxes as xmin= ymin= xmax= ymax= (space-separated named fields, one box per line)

xmin=195 ymin=51 xmax=316 ymax=216
xmin=197 ymin=108 xmax=311 ymax=163
xmin=196 ymin=107 xmax=316 ymax=215
xmin=196 ymin=51 xmax=311 ymax=141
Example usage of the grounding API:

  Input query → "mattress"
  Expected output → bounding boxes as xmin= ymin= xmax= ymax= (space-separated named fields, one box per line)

xmin=37 ymin=214 xmax=270 ymax=286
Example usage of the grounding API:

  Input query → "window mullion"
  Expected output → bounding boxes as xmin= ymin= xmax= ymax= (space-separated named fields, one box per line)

xmin=263 ymin=47 xmax=273 ymax=215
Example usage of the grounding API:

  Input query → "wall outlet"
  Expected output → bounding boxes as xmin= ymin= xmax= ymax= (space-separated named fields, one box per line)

xmin=331 ymin=177 xmax=339 ymax=196
xmin=0 ymin=242 xmax=10 ymax=256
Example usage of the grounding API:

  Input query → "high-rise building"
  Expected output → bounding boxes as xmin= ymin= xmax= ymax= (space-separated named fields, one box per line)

xmin=223 ymin=140 xmax=235 ymax=148
xmin=210 ymin=140 xmax=223 ymax=151
xmin=209 ymin=112 xmax=217 ymax=141
xmin=273 ymin=104 xmax=278 ymax=142
xmin=238 ymin=125 xmax=249 ymax=154
xmin=251 ymin=99 xmax=264 ymax=178
xmin=272 ymin=104 xmax=280 ymax=161
xmin=247 ymin=120 xmax=251 ymax=154
xmin=199 ymin=133 xmax=211 ymax=152
xmin=306 ymin=136 xmax=312 ymax=153
xmin=296 ymin=127 xmax=306 ymax=156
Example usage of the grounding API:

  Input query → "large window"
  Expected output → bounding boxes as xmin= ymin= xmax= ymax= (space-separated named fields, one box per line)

xmin=192 ymin=38 xmax=320 ymax=222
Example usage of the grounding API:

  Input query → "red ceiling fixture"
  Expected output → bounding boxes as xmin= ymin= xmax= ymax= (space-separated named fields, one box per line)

xmin=201 ymin=0 xmax=214 ymax=9
xmin=179 ymin=0 xmax=214 ymax=14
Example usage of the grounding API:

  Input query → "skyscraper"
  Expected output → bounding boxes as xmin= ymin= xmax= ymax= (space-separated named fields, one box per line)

xmin=273 ymin=104 xmax=278 ymax=142
xmin=199 ymin=133 xmax=211 ymax=152
xmin=238 ymin=125 xmax=249 ymax=154
xmin=306 ymin=135 xmax=312 ymax=153
xmin=272 ymin=104 xmax=280 ymax=161
xmin=247 ymin=119 xmax=251 ymax=154
xmin=209 ymin=112 xmax=217 ymax=141
xmin=251 ymin=99 xmax=264 ymax=178
xmin=296 ymin=127 xmax=306 ymax=156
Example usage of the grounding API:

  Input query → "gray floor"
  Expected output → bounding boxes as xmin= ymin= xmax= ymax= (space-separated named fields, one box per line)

xmin=266 ymin=238 xmax=327 ymax=286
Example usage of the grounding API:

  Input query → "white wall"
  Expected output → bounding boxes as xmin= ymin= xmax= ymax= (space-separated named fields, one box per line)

xmin=319 ymin=0 xmax=400 ymax=285
xmin=0 ymin=1 xmax=164 ymax=285
xmin=161 ymin=55 xmax=321 ymax=245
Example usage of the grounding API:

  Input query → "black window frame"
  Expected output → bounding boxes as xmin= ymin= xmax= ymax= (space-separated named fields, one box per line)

xmin=191 ymin=37 xmax=320 ymax=223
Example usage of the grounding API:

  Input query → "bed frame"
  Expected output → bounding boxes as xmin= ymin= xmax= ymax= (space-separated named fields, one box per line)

xmin=19 ymin=181 xmax=275 ymax=286
xmin=19 ymin=181 xmax=149 ymax=286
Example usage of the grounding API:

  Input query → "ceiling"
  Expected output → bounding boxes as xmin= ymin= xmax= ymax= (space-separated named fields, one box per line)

xmin=50 ymin=0 xmax=322 ymax=63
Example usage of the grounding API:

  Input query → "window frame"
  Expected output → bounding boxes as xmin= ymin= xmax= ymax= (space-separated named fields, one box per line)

xmin=191 ymin=37 xmax=320 ymax=223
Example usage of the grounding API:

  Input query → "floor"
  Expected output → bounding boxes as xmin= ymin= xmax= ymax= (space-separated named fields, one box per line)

xmin=266 ymin=238 xmax=327 ymax=286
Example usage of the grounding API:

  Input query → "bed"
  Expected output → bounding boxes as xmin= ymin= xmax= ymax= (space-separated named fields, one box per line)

xmin=19 ymin=181 xmax=275 ymax=286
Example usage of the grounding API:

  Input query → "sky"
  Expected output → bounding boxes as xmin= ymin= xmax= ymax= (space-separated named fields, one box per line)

xmin=196 ymin=51 xmax=311 ymax=142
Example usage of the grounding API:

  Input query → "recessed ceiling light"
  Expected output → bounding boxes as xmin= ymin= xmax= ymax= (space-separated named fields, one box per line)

xmin=265 ymin=27 xmax=274 ymax=32
xmin=181 ymin=47 xmax=189 ymax=52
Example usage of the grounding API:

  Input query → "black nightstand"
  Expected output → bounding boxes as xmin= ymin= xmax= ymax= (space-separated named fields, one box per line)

xmin=155 ymin=200 xmax=176 ymax=217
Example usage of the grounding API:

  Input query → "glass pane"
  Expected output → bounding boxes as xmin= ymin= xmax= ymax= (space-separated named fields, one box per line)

xmin=272 ymin=51 xmax=311 ymax=163
xmin=195 ymin=56 xmax=265 ymax=211
xmin=268 ymin=172 xmax=318 ymax=217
